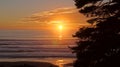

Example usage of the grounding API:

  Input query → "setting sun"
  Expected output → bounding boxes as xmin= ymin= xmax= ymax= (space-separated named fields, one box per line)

xmin=58 ymin=25 xmax=63 ymax=30
xmin=0 ymin=0 xmax=84 ymax=67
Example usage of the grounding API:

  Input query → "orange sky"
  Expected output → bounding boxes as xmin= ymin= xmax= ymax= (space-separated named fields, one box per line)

xmin=0 ymin=0 xmax=89 ymax=30
xmin=0 ymin=0 xmax=90 ymax=39
xmin=0 ymin=7 xmax=88 ymax=30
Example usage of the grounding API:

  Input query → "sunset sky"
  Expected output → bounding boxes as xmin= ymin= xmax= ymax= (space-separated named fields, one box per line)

xmin=0 ymin=0 xmax=88 ymax=29
xmin=0 ymin=0 xmax=88 ymax=39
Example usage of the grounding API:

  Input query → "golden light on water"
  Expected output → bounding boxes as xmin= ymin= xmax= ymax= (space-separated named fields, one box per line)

xmin=59 ymin=35 xmax=63 ymax=40
xmin=56 ymin=59 xmax=64 ymax=67
xmin=58 ymin=24 xmax=63 ymax=40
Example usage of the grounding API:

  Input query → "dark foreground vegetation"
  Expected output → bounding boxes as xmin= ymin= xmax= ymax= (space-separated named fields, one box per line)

xmin=72 ymin=0 xmax=120 ymax=67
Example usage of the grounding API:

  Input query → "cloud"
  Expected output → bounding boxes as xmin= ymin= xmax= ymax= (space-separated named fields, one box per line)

xmin=32 ymin=7 xmax=77 ymax=16
xmin=22 ymin=7 xmax=88 ymax=25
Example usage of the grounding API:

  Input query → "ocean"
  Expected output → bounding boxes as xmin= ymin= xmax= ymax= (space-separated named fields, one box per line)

xmin=0 ymin=30 xmax=76 ymax=65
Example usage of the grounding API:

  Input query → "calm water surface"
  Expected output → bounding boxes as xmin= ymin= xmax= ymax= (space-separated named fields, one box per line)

xmin=0 ymin=30 xmax=76 ymax=66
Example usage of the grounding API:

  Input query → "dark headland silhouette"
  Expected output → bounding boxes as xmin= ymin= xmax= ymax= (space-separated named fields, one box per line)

xmin=0 ymin=62 xmax=58 ymax=67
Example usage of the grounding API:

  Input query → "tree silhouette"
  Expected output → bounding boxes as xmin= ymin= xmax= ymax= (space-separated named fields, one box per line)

xmin=71 ymin=0 xmax=120 ymax=67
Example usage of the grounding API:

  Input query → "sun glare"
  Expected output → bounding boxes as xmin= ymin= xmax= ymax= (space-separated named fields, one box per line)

xmin=59 ymin=25 xmax=63 ymax=30
xmin=51 ymin=20 xmax=65 ymax=40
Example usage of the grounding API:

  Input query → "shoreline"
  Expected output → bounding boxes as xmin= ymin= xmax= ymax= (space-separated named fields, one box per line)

xmin=0 ymin=61 xmax=58 ymax=67
xmin=0 ymin=58 xmax=75 ymax=67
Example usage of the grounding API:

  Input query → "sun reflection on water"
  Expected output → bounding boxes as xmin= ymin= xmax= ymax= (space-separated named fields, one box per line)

xmin=58 ymin=24 xmax=63 ymax=40
xmin=59 ymin=35 xmax=63 ymax=40
xmin=56 ymin=59 xmax=64 ymax=67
